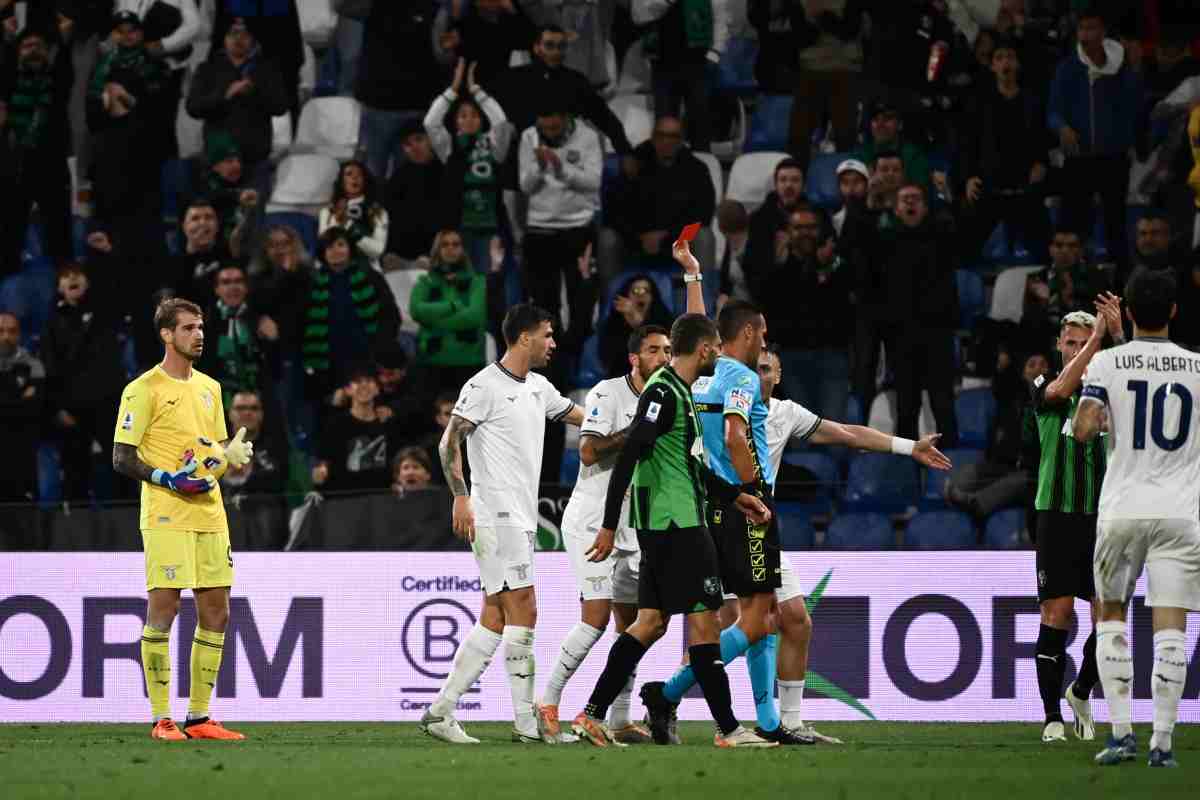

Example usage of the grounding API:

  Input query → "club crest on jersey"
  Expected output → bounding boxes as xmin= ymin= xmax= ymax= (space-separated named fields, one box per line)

xmin=201 ymin=390 xmax=214 ymax=410
xmin=162 ymin=565 xmax=180 ymax=580
xmin=703 ymin=577 xmax=721 ymax=595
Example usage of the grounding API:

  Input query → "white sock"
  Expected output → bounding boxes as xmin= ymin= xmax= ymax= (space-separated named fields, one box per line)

xmin=1096 ymin=620 xmax=1134 ymax=739
xmin=1150 ymin=629 xmax=1188 ymax=753
xmin=430 ymin=624 xmax=502 ymax=718
xmin=609 ymin=670 xmax=637 ymax=729
xmin=779 ymin=678 xmax=806 ymax=729
xmin=504 ymin=625 xmax=537 ymax=735
xmin=543 ymin=622 xmax=604 ymax=707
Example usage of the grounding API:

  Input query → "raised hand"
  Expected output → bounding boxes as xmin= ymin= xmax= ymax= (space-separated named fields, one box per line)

xmin=452 ymin=58 xmax=465 ymax=92
xmin=467 ymin=62 xmax=479 ymax=93
xmin=672 ymin=238 xmax=700 ymax=275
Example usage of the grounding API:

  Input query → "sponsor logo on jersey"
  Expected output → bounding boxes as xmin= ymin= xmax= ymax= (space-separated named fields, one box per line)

xmin=728 ymin=388 xmax=753 ymax=415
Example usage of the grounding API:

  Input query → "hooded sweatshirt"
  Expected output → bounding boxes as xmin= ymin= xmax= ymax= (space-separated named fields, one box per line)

xmin=1048 ymin=38 xmax=1143 ymax=158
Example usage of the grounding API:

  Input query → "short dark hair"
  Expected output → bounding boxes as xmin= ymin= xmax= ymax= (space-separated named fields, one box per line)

xmin=670 ymin=313 xmax=719 ymax=357
xmin=183 ymin=198 xmax=216 ymax=219
xmin=345 ymin=363 xmax=379 ymax=385
xmin=897 ymin=182 xmax=927 ymax=201
xmin=1077 ymin=6 xmax=1107 ymax=25
xmin=774 ymin=158 xmax=805 ymax=180
xmin=1052 ymin=226 xmax=1084 ymax=241
xmin=502 ymin=303 xmax=554 ymax=346
xmin=874 ymin=149 xmax=903 ymax=164
xmin=717 ymin=300 xmax=762 ymax=343
xmin=393 ymin=446 xmax=432 ymax=475
xmin=1138 ymin=209 xmax=1171 ymax=229
xmin=318 ymin=226 xmax=352 ymax=253
xmin=1124 ymin=268 xmax=1177 ymax=331
xmin=154 ymin=297 xmax=203 ymax=332
xmin=434 ymin=390 xmax=458 ymax=410
xmin=628 ymin=324 xmax=670 ymax=355
xmin=538 ymin=24 xmax=566 ymax=39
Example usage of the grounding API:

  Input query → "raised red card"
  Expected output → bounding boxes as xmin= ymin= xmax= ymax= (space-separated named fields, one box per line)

xmin=676 ymin=222 xmax=702 ymax=244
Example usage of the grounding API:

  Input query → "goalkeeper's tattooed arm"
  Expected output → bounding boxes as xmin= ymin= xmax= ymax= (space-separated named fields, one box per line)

xmin=113 ymin=443 xmax=156 ymax=483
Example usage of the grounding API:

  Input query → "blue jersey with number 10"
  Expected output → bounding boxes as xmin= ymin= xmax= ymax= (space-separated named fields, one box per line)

xmin=692 ymin=355 xmax=774 ymax=488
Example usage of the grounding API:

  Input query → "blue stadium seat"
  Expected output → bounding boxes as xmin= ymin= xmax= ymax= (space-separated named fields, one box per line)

xmin=805 ymin=152 xmax=847 ymax=210
xmin=955 ymin=388 xmax=997 ymax=449
xmin=745 ymin=94 xmax=793 ymax=154
xmin=825 ymin=512 xmax=893 ymax=550
xmin=842 ymin=453 xmax=919 ymax=512
xmin=775 ymin=503 xmax=816 ymax=550
xmin=0 ymin=256 xmax=55 ymax=345
xmin=714 ymin=37 xmax=758 ymax=95
xmin=160 ymin=158 xmax=193 ymax=224
xmin=37 ymin=441 xmax=63 ymax=505
xmin=573 ymin=334 xmax=605 ymax=389
xmin=782 ymin=451 xmax=838 ymax=513
xmin=845 ymin=394 xmax=865 ymax=426
xmin=263 ymin=212 xmax=319 ymax=255
xmin=599 ymin=270 xmax=675 ymax=324
xmin=921 ymin=448 xmax=985 ymax=508
xmin=559 ymin=448 xmax=581 ymax=487
xmin=984 ymin=508 xmax=1027 ymax=549
xmin=905 ymin=510 xmax=977 ymax=550
xmin=956 ymin=269 xmax=986 ymax=329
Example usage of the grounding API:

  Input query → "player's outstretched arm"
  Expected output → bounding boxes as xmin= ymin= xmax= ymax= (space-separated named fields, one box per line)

xmin=807 ymin=420 xmax=952 ymax=470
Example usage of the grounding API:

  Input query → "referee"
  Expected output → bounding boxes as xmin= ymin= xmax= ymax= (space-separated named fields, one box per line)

xmin=570 ymin=313 xmax=776 ymax=749
xmin=1030 ymin=302 xmax=1121 ymax=744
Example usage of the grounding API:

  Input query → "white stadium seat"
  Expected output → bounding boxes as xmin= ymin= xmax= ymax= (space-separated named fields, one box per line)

xmin=293 ymin=96 xmax=362 ymax=162
xmin=606 ymin=95 xmax=654 ymax=153
xmin=989 ymin=265 xmax=1044 ymax=323
xmin=385 ymin=269 xmax=428 ymax=335
xmin=617 ymin=41 xmax=652 ymax=95
xmin=726 ymin=151 xmax=789 ymax=214
xmin=694 ymin=151 xmax=726 ymax=264
xmin=268 ymin=153 xmax=341 ymax=216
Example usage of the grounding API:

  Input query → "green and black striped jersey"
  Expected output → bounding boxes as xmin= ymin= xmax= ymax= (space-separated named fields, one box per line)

xmin=1031 ymin=371 xmax=1107 ymax=514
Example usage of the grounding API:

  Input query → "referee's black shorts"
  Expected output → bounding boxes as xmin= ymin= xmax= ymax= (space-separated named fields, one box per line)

xmin=1035 ymin=510 xmax=1098 ymax=603
xmin=709 ymin=497 xmax=782 ymax=598
xmin=637 ymin=526 xmax=724 ymax=615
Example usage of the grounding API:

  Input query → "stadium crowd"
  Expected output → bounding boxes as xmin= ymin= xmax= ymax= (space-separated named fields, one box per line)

xmin=1 ymin=0 xmax=1199 ymax=549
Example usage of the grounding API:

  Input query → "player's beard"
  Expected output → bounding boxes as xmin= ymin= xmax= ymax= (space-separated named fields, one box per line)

xmin=174 ymin=340 xmax=201 ymax=362
xmin=698 ymin=351 xmax=718 ymax=377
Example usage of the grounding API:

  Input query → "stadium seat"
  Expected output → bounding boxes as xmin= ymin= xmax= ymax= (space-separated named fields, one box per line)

xmin=293 ymin=97 xmax=362 ymax=161
xmin=867 ymin=390 xmax=896 ymax=434
xmin=271 ymin=113 xmax=294 ymax=161
xmin=843 ymin=452 xmax=919 ymax=512
xmin=708 ymin=96 xmax=747 ymax=163
xmin=775 ymin=503 xmax=816 ymax=550
xmin=601 ymin=42 xmax=618 ymax=98
xmin=988 ymin=265 xmax=1043 ymax=323
xmin=825 ymin=512 xmax=894 ymax=550
xmin=727 ymin=152 xmax=790 ymax=214
xmin=160 ymin=158 xmax=193 ymax=224
xmin=599 ymin=270 xmax=675 ymax=324
xmin=955 ymin=388 xmax=997 ymax=449
xmin=845 ymin=394 xmax=865 ymax=426
xmin=805 ymin=152 xmax=847 ymax=210
xmin=574 ymin=334 xmax=606 ymax=389
xmin=714 ymin=37 xmax=758 ymax=95
xmin=905 ymin=511 xmax=977 ymax=550
xmin=921 ymin=448 xmax=985 ymax=509
xmin=607 ymin=95 xmax=654 ymax=152
xmin=0 ymin=256 xmax=55 ymax=343
xmin=262 ymin=212 xmax=319 ymax=255
xmin=984 ymin=508 xmax=1028 ymax=549
xmin=297 ymin=0 xmax=337 ymax=49
xmin=559 ymin=447 xmax=581 ymax=487
xmin=745 ymin=94 xmax=793 ymax=153
xmin=694 ymin=151 xmax=725 ymax=263
xmin=956 ymin=269 xmax=986 ymax=329
xmin=782 ymin=451 xmax=838 ymax=513
xmin=384 ymin=268 xmax=428 ymax=335
xmin=268 ymin=153 xmax=340 ymax=215
xmin=616 ymin=40 xmax=652 ymax=94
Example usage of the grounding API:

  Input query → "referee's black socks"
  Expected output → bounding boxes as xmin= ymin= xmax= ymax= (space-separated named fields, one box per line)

xmin=585 ymin=633 xmax=646 ymax=721
xmin=689 ymin=643 xmax=740 ymax=736
xmin=1035 ymin=624 xmax=1069 ymax=723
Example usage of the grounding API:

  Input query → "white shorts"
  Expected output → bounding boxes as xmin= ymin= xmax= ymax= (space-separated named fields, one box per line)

xmin=563 ymin=524 xmax=639 ymax=604
xmin=472 ymin=524 xmax=537 ymax=596
xmin=1095 ymin=518 xmax=1200 ymax=611
xmin=722 ymin=557 xmax=805 ymax=604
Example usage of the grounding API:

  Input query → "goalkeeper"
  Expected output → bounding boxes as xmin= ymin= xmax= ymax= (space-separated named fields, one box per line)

xmin=112 ymin=298 xmax=254 ymax=742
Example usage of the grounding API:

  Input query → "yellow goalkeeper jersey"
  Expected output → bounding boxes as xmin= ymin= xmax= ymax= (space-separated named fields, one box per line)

xmin=114 ymin=365 xmax=229 ymax=533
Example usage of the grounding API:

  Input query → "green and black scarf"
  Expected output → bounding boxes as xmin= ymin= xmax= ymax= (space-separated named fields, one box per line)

xmin=213 ymin=301 xmax=262 ymax=409
xmin=301 ymin=262 xmax=382 ymax=375
xmin=8 ymin=68 xmax=55 ymax=151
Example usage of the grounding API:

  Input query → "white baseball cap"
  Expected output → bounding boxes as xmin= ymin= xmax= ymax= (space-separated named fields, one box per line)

xmin=836 ymin=159 xmax=870 ymax=180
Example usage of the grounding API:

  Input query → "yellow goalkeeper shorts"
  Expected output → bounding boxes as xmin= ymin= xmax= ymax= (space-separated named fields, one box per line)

xmin=142 ymin=529 xmax=234 ymax=591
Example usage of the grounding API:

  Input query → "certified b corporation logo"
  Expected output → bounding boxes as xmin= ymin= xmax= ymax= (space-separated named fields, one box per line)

xmin=400 ymin=598 xmax=479 ymax=695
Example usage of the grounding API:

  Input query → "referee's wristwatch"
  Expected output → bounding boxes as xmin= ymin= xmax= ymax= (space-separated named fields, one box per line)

xmin=683 ymin=272 xmax=702 ymax=283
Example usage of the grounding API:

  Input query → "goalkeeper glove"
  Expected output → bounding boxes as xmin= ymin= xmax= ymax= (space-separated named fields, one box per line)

xmin=221 ymin=426 xmax=254 ymax=468
xmin=151 ymin=454 xmax=216 ymax=495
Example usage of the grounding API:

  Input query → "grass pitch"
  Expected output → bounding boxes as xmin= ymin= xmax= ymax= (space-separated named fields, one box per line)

xmin=0 ymin=722 xmax=1192 ymax=800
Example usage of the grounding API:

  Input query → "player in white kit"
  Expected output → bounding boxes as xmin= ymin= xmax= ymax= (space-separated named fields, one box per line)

xmin=420 ymin=304 xmax=585 ymax=745
xmin=1073 ymin=270 xmax=1200 ymax=769
xmin=535 ymin=325 xmax=673 ymax=744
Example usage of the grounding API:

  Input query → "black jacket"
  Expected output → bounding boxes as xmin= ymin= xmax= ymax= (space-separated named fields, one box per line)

xmin=456 ymin=6 xmax=537 ymax=91
xmin=960 ymin=85 xmax=1053 ymax=191
xmin=748 ymin=248 xmax=853 ymax=350
xmin=857 ymin=214 xmax=959 ymax=327
xmin=40 ymin=292 xmax=127 ymax=413
xmin=744 ymin=191 xmax=791 ymax=285
xmin=614 ymin=141 xmax=715 ymax=246
xmin=354 ymin=1 xmax=444 ymax=111
xmin=490 ymin=60 xmax=633 ymax=155
xmin=211 ymin=1 xmax=303 ymax=81
xmin=384 ymin=159 xmax=445 ymax=259
xmin=251 ymin=264 xmax=311 ymax=347
xmin=186 ymin=50 xmax=290 ymax=166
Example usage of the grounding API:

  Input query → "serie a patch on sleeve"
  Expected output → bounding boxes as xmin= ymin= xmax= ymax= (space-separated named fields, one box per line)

xmin=121 ymin=411 xmax=134 ymax=430
xmin=645 ymin=402 xmax=662 ymax=422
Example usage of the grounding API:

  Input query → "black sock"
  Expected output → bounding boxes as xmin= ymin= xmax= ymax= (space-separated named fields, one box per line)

xmin=1074 ymin=630 xmax=1099 ymax=697
xmin=688 ymin=643 xmax=739 ymax=736
xmin=1035 ymin=624 xmax=1069 ymax=722
xmin=584 ymin=633 xmax=646 ymax=721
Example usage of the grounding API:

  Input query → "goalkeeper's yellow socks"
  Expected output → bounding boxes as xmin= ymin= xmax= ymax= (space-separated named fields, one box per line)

xmin=187 ymin=627 xmax=226 ymax=721
xmin=141 ymin=624 xmax=172 ymax=721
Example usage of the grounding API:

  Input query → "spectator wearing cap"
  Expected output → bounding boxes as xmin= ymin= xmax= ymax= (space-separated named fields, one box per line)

xmin=0 ymin=27 xmax=73 ymax=277
xmin=633 ymin=0 xmax=730 ymax=152
xmin=198 ymin=262 xmax=281 ymax=412
xmin=959 ymin=36 xmax=1053 ymax=265
xmin=716 ymin=199 xmax=751 ymax=309
xmin=832 ymin=158 xmax=869 ymax=236
xmin=301 ymin=227 xmax=402 ymax=402
xmin=383 ymin=121 xmax=445 ymax=267
xmin=210 ymin=0 xmax=303 ymax=113
xmin=409 ymin=229 xmax=490 ymax=391
xmin=1047 ymin=9 xmax=1142 ymax=270
xmin=319 ymin=160 xmax=389 ymax=272
xmin=355 ymin=1 xmax=444 ymax=181
xmin=518 ymin=99 xmax=602 ymax=334
xmin=193 ymin=130 xmax=259 ymax=258
xmin=187 ymin=15 xmax=290 ymax=174
xmin=598 ymin=114 xmax=716 ymax=281
xmin=491 ymin=25 xmax=635 ymax=167
xmin=743 ymin=157 xmax=806 ymax=287
xmin=312 ymin=366 xmax=405 ymax=496
xmin=854 ymin=102 xmax=930 ymax=191
xmin=424 ymin=58 xmax=514 ymax=274
xmin=40 ymin=261 xmax=128 ymax=503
